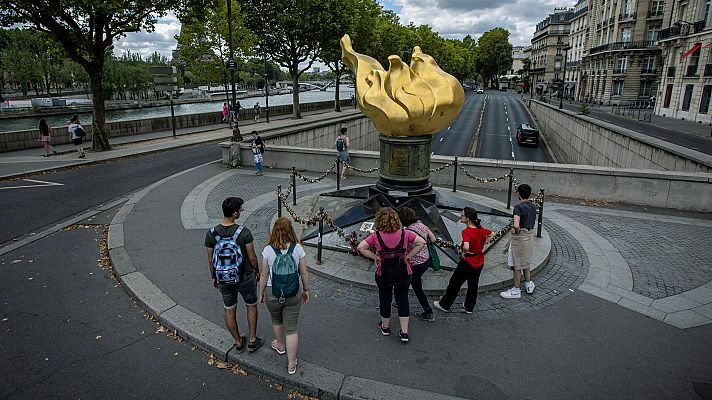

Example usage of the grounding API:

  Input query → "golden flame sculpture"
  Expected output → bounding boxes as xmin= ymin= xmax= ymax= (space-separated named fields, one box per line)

xmin=341 ymin=34 xmax=465 ymax=137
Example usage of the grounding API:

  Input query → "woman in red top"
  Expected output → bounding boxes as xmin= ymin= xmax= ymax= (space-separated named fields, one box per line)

xmin=433 ymin=207 xmax=494 ymax=314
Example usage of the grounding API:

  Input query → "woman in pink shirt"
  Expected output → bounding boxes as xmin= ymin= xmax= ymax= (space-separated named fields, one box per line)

xmin=357 ymin=207 xmax=425 ymax=343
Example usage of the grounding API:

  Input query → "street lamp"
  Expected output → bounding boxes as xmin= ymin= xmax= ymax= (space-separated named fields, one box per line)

xmin=559 ymin=44 xmax=572 ymax=109
xmin=226 ymin=0 xmax=238 ymax=129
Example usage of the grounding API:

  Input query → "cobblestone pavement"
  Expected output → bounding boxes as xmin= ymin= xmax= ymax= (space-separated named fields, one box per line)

xmin=558 ymin=209 xmax=712 ymax=300
xmin=205 ymin=174 xmax=288 ymax=219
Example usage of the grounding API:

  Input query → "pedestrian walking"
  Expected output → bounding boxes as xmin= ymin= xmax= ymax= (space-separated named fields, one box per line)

xmin=500 ymin=184 xmax=538 ymax=299
xmin=235 ymin=100 xmax=242 ymax=122
xmin=335 ymin=127 xmax=350 ymax=179
xmin=38 ymin=119 xmax=57 ymax=157
xmin=258 ymin=217 xmax=310 ymax=375
xmin=357 ymin=207 xmax=425 ymax=343
xmin=67 ymin=114 xmax=86 ymax=159
xmin=205 ymin=197 xmax=264 ymax=354
xmin=650 ymin=95 xmax=656 ymax=109
xmin=433 ymin=207 xmax=494 ymax=314
xmin=254 ymin=102 xmax=261 ymax=122
xmin=398 ymin=207 xmax=437 ymax=322
xmin=251 ymin=130 xmax=264 ymax=175
xmin=222 ymin=102 xmax=229 ymax=123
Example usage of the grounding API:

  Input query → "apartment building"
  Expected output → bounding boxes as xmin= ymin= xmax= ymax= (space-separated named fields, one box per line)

xmin=656 ymin=0 xmax=712 ymax=122
xmin=580 ymin=0 xmax=662 ymax=105
xmin=531 ymin=8 xmax=574 ymax=94
xmin=567 ymin=0 xmax=590 ymax=100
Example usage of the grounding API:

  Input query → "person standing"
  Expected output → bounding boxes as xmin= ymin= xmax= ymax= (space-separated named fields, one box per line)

xmin=67 ymin=114 xmax=86 ymax=159
xmin=335 ymin=127 xmax=350 ymax=179
xmin=357 ymin=208 xmax=425 ymax=343
xmin=500 ymin=184 xmax=538 ymax=299
xmin=254 ymin=102 xmax=261 ymax=122
xmin=433 ymin=207 xmax=494 ymax=314
xmin=258 ymin=217 xmax=310 ymax=375
xmin=398 ymin=207 xmax=437 ymax=322
xmin=251 ymin=130 xmax=264 ymax=175
xmin=222 ymin=102 xmax=229 ymax=123
xmin=205 ymin=197 xmax=264 ymax=353
xmin=38 ymin=119 xmax=57 ymax=157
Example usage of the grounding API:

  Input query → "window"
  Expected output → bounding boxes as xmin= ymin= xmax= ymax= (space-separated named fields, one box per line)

xmin=612 ymin=80 xmax=624 ymax=95
xmin=639 ymin=80 xmax=653 ymax=96
xmin=624 ymin=0 xmax=635 ymax=15
xmin=679 ymin=4 xmax=687 ymax=23
xmin=682 ymin=85 xmax=694 ymax=111
xmin=615 ymin=57 xmax=628 ymax=73
xmin=700 ymin=85 xmax=712 ymax=113
xmin=643 ymin=56 xmax=656 ymax=73
xmin=664 ymin=83 xmax=673 ymax=107
xmin=621 ymin=27 xmax=632 ymax=42
xmin=651 ymin=0 xmax=665 ymax=15
xmin=646 ymin=26 xmax=661 ymax=41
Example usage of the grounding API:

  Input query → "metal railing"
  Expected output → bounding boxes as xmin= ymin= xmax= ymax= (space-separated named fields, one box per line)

xmin=613 ymin=68 xmax=627 ymax=74
xmin=641 ymin=68 xmax=657 ymax=74
xmin=647 ymin=10 xmax=664 ymax=19
xmin=618 ymin=12 xmax=636 ymax=21
xmin=589 ymin=40 xmax=657 ymax=55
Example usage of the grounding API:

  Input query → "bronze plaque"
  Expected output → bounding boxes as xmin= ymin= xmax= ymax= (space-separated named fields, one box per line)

xmin=389 ymin=147 xmax=409 ymax=176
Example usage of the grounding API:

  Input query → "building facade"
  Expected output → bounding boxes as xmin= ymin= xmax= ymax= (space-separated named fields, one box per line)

xmin=656 ymin=0 xmax=712 ymax=122
xmin=567 ymin=0 xmax=590 ymax=100
xmin=531 ymin=8 xmax=574 ymax=94
xmin=580 ymin=0 xmax=662 ymax=105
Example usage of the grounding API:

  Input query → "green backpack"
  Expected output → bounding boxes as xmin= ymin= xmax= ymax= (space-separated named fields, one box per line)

xmin=270 ymin=244 xmax=300 ymax=300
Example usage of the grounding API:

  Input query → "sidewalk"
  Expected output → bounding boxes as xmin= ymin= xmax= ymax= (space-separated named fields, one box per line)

xmin=107 ymin=163 xmax=712 ymax=399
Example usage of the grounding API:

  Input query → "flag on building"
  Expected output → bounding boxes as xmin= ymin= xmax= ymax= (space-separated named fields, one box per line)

xmin=681 ymin=43 xmax=702 ymax=59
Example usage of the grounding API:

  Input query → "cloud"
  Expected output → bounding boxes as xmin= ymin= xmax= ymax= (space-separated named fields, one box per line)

xmin=113 ymin=12 xmax=181 ymax=59
xmin=390 ymin=0 xmax=575 ymax=46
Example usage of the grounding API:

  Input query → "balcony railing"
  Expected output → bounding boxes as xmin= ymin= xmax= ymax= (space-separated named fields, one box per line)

xmin=567 ymin=60 xmax=581 ymax=67
xmin=694 ymin=20 xmax=707 ymax=33
xmin=704 ymin=64 xmax=712 ymax=76
xmin=588 ymin=40 xmax=657 ymax=55
xmin=551 ymin=29 xmax=570 ymax=35
xmin=554 ymin=67 xmax=562 ymax=71
xmin=613 ymin=68 xmax=627 ymax=74
xmin=529 ymin=67 xmax=546 ymax=73
xmin=658 ymin=21 xmax=705 ymax=40
xmin=618 ymin=12 xmax=636 ymax=22
xmin=667 ymin=66 xmax=676 ymax=77
xmin=686 ymin=65 xmax=699 ymax=76
xmin=641 ymin=68 xmax=657 ymax=74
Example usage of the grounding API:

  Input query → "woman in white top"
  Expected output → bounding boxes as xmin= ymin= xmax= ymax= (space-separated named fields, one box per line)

xmin=258 ymin=217 xmax=309 ymax=375
xmin=67 ymin=114 xmax=86 ymax=158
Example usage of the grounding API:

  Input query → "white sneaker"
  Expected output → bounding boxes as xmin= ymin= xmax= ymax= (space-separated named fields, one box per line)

xmin=432 ymin=300 xmax=450 ymax=313
xmin=525 ymin=281 xmax=535 ymax=294
xmin=500 ymin=287 xmax=521 ymax=299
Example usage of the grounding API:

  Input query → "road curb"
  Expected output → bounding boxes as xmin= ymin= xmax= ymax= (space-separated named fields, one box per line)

xmin=107 ymin=162 xmax=469 ymax=400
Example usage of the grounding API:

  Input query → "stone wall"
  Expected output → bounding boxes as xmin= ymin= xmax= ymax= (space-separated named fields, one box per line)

xmin=529 ymin=100 xmax=712 ymax=173
xmin=236 ymin=145 xmax=712 ymax=212
xmin=0 ymin=99 xmax=352 ymax=152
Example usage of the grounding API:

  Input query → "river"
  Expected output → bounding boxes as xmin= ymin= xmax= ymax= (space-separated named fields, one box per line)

xmin=0 ymin=86 xmax=355 ymax=132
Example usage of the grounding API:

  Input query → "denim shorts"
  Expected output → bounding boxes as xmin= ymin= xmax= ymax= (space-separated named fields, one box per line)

xmin=218 ymin=273 xmax=257 ymax=309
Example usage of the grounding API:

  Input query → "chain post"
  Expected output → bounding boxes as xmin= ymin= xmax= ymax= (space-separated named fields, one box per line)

xmin=452 ymin=157 xmax=458 ymax=192
xmin=317 ymin=207 xmax=324 ymax=264
xmin=536 ymin=189 xmax=545 ymax=238
xmin=336 ymin=160 xmax=341 ymax=190
xmin=277 ymin=185 xmax=282 ymax=218
xmin=292 ymin=167 xmax=297 ymax=206
xmin=506 ymin=168 xmax=514 ymax=209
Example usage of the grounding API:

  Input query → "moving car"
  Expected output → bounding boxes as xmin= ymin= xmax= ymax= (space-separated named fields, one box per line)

xmin=516 ymin=123 xmax=540 ymax=147
xmin=476 ymin=88 xmax=484 ymax=94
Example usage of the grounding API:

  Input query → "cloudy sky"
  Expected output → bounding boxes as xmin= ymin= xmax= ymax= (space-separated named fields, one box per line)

xmin=114 ymin=0 xmax=576 ymax=59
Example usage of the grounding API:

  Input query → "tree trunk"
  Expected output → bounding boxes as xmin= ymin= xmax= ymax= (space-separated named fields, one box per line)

xmin=334 ymin=64 xmax=341 ymax=112
xmin=291 ymin=72 xmax=301 ymax=119
xmin=88 ymin=66 xmax=112 ymax=151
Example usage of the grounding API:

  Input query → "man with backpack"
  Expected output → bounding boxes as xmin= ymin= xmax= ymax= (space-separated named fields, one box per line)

xmin=205 ymin=197 xmax=264 ymax=353
xmin=335 ymin=127 xmax=350 ymax=179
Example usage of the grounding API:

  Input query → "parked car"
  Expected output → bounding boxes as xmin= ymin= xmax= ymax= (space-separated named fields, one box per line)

xmin=476 ymin=88 xmax=484 ymax=94
xmin=516 ymin=123 xmax=540 ymax=147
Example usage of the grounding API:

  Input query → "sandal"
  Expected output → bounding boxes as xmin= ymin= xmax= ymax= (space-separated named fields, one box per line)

xmin=288 ymin=359 xmax=298 ymax=375
xmin=234 ymin=336 xmax=247 ymax=354
xmin=248 ymin=337 xmax=264 ymax=353
xmin=271 ymin=339 xmax=286 ymax=355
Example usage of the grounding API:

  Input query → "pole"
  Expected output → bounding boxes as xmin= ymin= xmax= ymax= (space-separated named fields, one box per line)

xmin=292 ymin=167 xmax=297 ymax=206
xmin=277 ymin=185 xmax=282 ymax=218
xmin=336 ymin=160 xmax=341 ymax=190
xmin=264 ymin=49 xmax=270 ymax=123
xmin=227 ymin=0 xmax=238 ymax=130
xmin=170 ymin=92 xmax=176 ymax=138
xmin=317 ymin=207 xmax=324 ymax=264
xmin=452 ymin=156 xmax=458 ymax=192
xmin=506 ymin=168 xmax=513 ymax=209
xmin=536 ymin=189 xmax=545 ymax=238
xmin=559 ymin=49 xmax=567 ymax=109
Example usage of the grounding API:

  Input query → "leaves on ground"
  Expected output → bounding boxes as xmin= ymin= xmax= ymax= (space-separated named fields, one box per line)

xmin=95 ymin=335 xmax=102 ymax=340
xmin=11 ymin=260 xmax=22 ymax=264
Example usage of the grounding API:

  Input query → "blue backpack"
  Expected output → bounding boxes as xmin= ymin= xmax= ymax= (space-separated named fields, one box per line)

xmin=210 ymin=225 xmax=245 ymax=284
xmin=270 ymin=244 xmax=300 ymax=299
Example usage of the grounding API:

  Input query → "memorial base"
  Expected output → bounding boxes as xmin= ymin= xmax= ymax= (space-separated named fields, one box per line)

xmin=376 ymin=134 xmax=432 ymax=194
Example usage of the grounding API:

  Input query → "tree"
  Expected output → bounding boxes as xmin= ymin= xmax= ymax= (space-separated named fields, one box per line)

xmin=475 ymin=28 xmax=513 ymax=88
xmin=241 ymin=0 xmax=347 ymax=119
xmin=318 ymin=0 xmax=359 ymax=112
xmin=0 ymin=0 xmax=190 ymax=151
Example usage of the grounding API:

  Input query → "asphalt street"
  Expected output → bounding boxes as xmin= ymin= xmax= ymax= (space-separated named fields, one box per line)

xmin=431 ymin=91 xmax=483 ymax=156
xmin=0 ymin=208 xmax=287 ymax=400
xmin=0 ymin=144 xmax=219 ymax=245
xmin=477 ymin=91 xmax=551 ymax=162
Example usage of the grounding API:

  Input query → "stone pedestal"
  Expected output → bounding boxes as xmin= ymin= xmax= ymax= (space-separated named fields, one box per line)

xmin=376 ymin=134 xmax=432 ymax=194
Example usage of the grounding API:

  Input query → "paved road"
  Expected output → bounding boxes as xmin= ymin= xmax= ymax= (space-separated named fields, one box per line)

xmin=431 ymin=91 xmax=483 ymax=156
xmin=478 ymin=91 xmax=551 ymax=162
xmin=0 ymin=144 xmax=218 ymax=245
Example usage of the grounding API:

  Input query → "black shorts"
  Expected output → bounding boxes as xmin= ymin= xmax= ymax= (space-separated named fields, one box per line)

xmin=72 ymin=137 xmax=83 ymax=146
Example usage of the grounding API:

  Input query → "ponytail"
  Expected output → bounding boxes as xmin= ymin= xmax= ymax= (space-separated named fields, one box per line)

xmin=462 ymin=207 xmax=481 ymax=228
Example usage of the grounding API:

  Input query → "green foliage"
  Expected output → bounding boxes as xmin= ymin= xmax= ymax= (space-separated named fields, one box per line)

xmin=475 ymin=28 xmax=513 ymax=86
xmin=579 ymin=103 xmax=590 ymax=115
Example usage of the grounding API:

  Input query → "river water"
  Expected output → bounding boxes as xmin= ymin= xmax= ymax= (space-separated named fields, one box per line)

xmin=0 ymin=86 xmax=355 ymax=132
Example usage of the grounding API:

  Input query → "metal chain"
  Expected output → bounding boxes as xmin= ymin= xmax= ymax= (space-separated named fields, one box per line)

xmin=457 ymin=163 xmax=512 ymax=183
xmin=429 ymin=160 xmax=455 ymax=173
xmin=292 ymin=160 xmax=338 ymax=183
xmin=342 ymin=162 xmax=379 ymax=174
